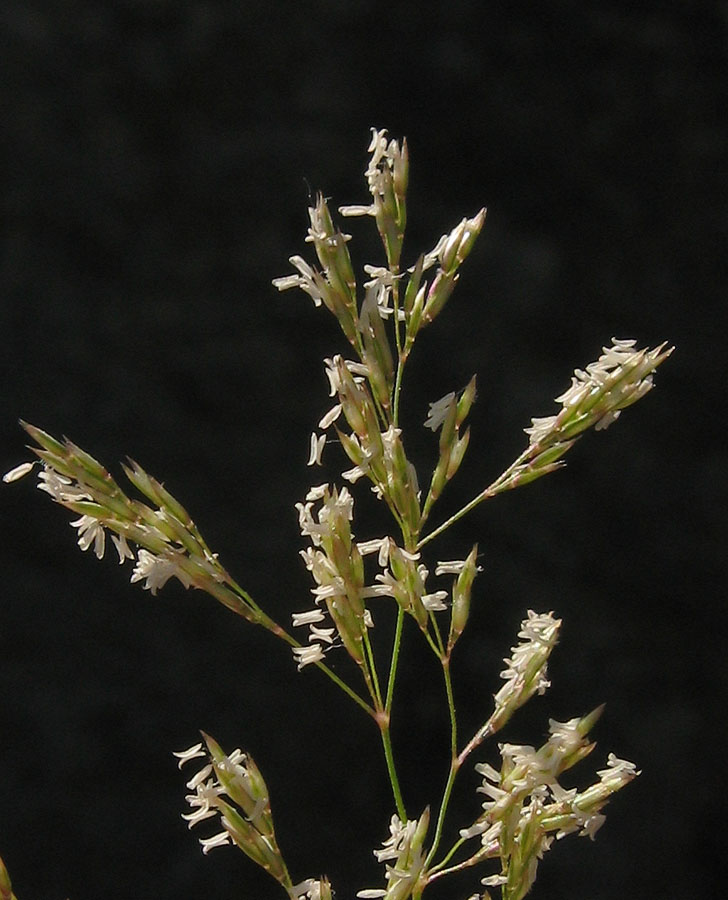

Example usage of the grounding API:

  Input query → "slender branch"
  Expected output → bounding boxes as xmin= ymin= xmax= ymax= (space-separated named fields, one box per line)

xmin=363 ymin=618 xmax=406 ymax=820
xmin=421 ymin=624 xmax=443 ymax=659
xmin=417 ymin=485 xmax=495 ymax=550
xmin=457 ymin=717 xmax=495 ymax=768
xmin=416 ymin=445 xmax=535 ymax=550
xmin=317 ymin=660 xmax=377 ymax=718
xmin=426 ymin=834 xmax=467 ymax=876
xmin=229 ymin=589 xmax=376 ymax=718
xmin=424 ymin=758 xmax=460 ymax=871
xmin=426 ymin=841 xmax=485 ymax=881
xmin=390 ymin=271 xmax=410 ymax=428
xmin=393 ymin=354 xmax=407 ymax=428
xmin=416 ymin=432 xmax=574 ymax=550
xmin=423 ymin=654 xmax=460 ymax=869
xmin=443 ymin=658 xmax=458 ymax=758
xmin=385 ymin=606 xmax=405 ymax=714
xmin=379 ymin=716 xmax=407 ymax=822
xmin=363 ymin=629 xmax=384 ymax=709
xmin=391 ymin=269 xmax=403 ymax=357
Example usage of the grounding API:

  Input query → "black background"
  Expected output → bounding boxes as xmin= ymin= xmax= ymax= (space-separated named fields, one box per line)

xmin=0 ymin=1 xmax=724 ymax=899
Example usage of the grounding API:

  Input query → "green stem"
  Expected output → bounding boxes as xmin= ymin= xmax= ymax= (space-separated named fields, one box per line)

xmin=391 ymin=269 xmax=403 ymax=349
xmin=363 ymin=629 xmax=384 ymax=709
xmin=417 ymin=486 xmax=493 ymax=550
xmin=317 ymin=659 xmax=376 ymax=718
xmin=423 ymin=654 xmax=460 ymax=869
xmin=360 ymin=619 xmax=406 ymax=819
xmin=426 ymin=840 xmax=486 ymax=881
xmin=390 ymin=270 xmax=408 ymax=428
xmin=421 ymin=624 xmax=443 ymax=659
xmin=392 ymin=353 xmax=407 ymax=427
xmin=385 ymin=605 xmax=405 ymax=714
xmin=424 ymin=758 xmax=460 ymax=870
xmin=224 ymin=571 xmax=271 ymax=619
xmin=419 ymin=482 xmax=437 ymax=529
xmin=416 ymin=446 xmax=534 ymax=550
xmin=379 ymin=717 xmax=407 ymax=822
xmin=457 ymin=715 xmax=495 ymax=768
xmin=427 ymin=835 xmax=467 ymax=876
xmin=443 ymin=657 xmax=458 ymax=758
xmin=227 ymin=586 xmax=375 ymax=718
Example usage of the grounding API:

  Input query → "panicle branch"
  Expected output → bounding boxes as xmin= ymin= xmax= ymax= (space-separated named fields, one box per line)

xmin=451 ymin=712 xmax=638 ymax=900
xmin=419 ymin=337 xmax=672 ymax=549
xmin=5 ymin=422 xmax=265 ymax=625
xmin=523 ymin=338 xmax=673 ymax=453
xmin=4 ymin=126 xmax=669 ymax=900
xmin=174 ymin=734 xmax=311 ymax=898
xmin=505 ymin=337 xmax=673 ymax=493
xmin=271 ymin=131 xmax=666 ymax=898
xmin=356 ymin=809 xmax=431 ymax=900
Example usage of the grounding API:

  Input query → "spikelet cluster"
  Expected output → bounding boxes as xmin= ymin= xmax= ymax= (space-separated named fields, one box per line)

xmin=2 ymin=127 xmax=670 ymax=900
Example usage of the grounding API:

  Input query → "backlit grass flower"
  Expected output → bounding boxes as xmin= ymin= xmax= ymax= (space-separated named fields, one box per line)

xmin=176 ymin=734 xmax=294 ymax=892
xmin=524 ymin=338 xmax=672 ymax=449
xmin=491 ymin=611 xmax=561 ymax=732
xmin=4 ymin=127 xmax=669 ymax=900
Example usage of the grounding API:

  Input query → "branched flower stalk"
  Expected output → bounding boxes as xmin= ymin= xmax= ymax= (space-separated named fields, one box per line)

xmin=2 ymin=128 xmax=672 ymax=899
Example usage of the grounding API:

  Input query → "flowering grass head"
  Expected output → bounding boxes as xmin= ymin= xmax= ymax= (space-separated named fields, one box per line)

xmin=2 ymin=128 xmax=671 ymax=900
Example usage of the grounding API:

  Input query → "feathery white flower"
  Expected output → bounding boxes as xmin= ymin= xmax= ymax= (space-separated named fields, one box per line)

xmin=373 ymin=814 xmax=418 ymax=863
xmin=293 ymin=644 xmax=325 ymax=670
xmin=37 ymin=467 xmax=91 ymax=502
xmin=307 ymin=433 xmax=326 ymax=466
xmin=185 ymin=763 xmax=214 ymax=790
xmin=419 ymin=232 xmax=449 ymax=271
xmin=424 ymin=392 xmax=456 ymax=431
xmin=422 ymin=591 xmax=448 ymax=611
xmin=318 ymin=404 xmax=342 ymax=429
xmin=360 ymin=583 xmax=397 ymax=599
xmin=305 ymin=483 xmax=329 ymax=501
xmin=362 ymin=264 xmax=396 ymax=287
xmin=339 ymin=128 xmax=400 ymax=216
xmin=482 ymin=873 xmax=507 ymax=886
xmin=597 ymin=753 xmax=640 ymax=787
xmin=354 ymin=538 xmax=380 ymax=554
xmin=294 ymin=879 xmax=331 ymax=900
xmin=492 ymin=611 xmax=560 ymax=725
xmin=310 ymin=582 xmax=347 ymax=600
xmin=130 ymin=549 xmax=191 ymax=595
xmin=305 ymin=200 xmax=351 ymax=245
xmin=2 ymin=461 xmax=34 ymax=483
xmin=199 ymin=831 xmax=232 ymax=854
xmin=525 ymin=338 xmax=672 ymax=447
xmin=323 ymin=356 xmax=368 ymax=397
xmin=272 ymin=255 xmax=324 ymax=306
xmin=356 ymin=537 xmax=390 ymax=568
xmin=309 ymin=625 xmax=336 ymax=644
xmin=341 ymin=464 xmax=368 ymax=483
xmin=292 ymin=609 xmax=326 ymax=627
xmin=339 ymin=204 xmax=375 ymax=217
xmin=523 ymin=415 xmax=558 ymax=446
xmin=111 ymin=533 xmax=134 ymax=564
xmin=579 ymin=813 xmax=607 ymax=840
xmin=178 ymin=734 xmax=290 ymax=874
xmin=360 ymin=809 xmax=429 ymax=900
xmin=70 ymin=514 xmax=106 ymax=559
xmin=173 ymin=742 xmax=207 ymax=768
xmin=435 ymin=558 xmax=468 ymax=575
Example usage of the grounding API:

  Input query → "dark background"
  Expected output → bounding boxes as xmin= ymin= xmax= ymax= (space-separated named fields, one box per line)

xmin=0 ymin=1 xmax=724 ymax=898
